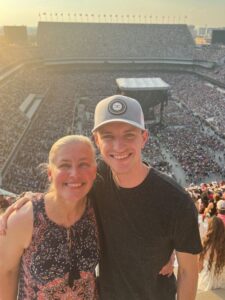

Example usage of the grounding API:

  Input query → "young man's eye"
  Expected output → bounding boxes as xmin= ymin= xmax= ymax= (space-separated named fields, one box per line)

xmin=101 ymin=135 xmax=113 ymax=140
xmin=125 ymin=134 xmax=135 ymax=139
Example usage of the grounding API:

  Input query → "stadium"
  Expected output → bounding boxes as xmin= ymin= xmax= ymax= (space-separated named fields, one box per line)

xmin=1 ymin=18 xmax=225 ymax=299
xmin=1 ymin=21 xmax=225 ymax=194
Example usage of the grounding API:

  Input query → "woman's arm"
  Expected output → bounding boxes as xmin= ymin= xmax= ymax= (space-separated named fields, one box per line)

xmin=0 ymin=202 xmax=33 ymax=299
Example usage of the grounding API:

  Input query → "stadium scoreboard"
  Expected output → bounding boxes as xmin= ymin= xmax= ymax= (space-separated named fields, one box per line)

xmin=211 ymin=30 xmax=225 ymax=45
xmin=4 ymin=26 xmax=28 ymax=44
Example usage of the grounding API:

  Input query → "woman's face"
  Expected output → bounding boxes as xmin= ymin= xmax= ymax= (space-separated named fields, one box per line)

xmin=48 ymin=142 xmax=96 ymax=203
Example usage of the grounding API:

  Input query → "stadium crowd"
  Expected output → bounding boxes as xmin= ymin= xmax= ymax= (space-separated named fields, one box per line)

xmin=166 ymin=73 xmax=225 ymax=135
xmin=2 ymin=67 xmax=225 ymax=193
xmin=0 ymin=43 xmax=39 ymax=73
xmin=38 ymin=23 xmax=194 ymax=60
xmin=193 ymin=44 xmax=225 ymax=63
xmin=0 ymin=67 xmax=50 ymax=170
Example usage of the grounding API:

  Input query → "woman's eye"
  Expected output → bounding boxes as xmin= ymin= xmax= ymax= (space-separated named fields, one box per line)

xmin=59 ymin=163 xmax=70 ymax=169
xmin=79 ymin=162 xmax=90 ymax=168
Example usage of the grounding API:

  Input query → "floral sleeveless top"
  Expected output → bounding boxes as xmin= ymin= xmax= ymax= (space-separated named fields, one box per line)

xmin=18 ymin=198 xmax=99 ymax=299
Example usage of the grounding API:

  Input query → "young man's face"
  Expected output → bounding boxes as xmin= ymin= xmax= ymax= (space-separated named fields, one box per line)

xmin=94 ymin=122 xmax=148 ymax=176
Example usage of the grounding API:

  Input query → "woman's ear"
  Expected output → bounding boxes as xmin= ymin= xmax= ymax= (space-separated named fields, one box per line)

xmin=47 ymin=167 xmax=52 ymax=182
xmin=93 ymin=133 xmax=100 ymax=149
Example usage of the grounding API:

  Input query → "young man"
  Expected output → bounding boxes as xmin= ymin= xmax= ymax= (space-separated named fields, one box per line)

xmin=1 ymin=95 xmax=202 ymax=299
xmin=91 ymin=95 xmax=202 ymax=300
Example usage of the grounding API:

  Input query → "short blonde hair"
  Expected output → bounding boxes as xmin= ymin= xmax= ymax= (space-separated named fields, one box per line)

xmin=49 ymin=135 xmax=96 ymax=166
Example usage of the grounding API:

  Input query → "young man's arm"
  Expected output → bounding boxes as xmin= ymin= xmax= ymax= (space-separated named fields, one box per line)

xmin=0 ymin=192 xmax=40 ymax=234
xmin=0 ymin=202 xmax=33 ymax=299
xmin=176 ymin=251 xmax=199 ymax=300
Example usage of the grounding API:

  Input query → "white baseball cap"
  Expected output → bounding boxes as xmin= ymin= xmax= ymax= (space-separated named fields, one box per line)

xmin=92 ymin=95 xmax=145 ymax=132
xmin=217 ymin=200 xmax=225 ymax=211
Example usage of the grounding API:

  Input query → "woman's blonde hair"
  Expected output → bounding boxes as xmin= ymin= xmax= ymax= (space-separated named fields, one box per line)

xmin=49 ymin=135 xmax=96 ymax=166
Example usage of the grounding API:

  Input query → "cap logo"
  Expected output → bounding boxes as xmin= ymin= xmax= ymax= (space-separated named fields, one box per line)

xmin=108 ymin=99 xmax=127 ymax=115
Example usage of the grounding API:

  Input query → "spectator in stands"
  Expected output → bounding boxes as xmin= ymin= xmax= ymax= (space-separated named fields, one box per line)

xmin=217 ymin=199 xmax=225 ymax=225
xmin=198 ymin=216 xmax=225 ymax=291
xmin=0 ymin=135 xmax=99 ymax=299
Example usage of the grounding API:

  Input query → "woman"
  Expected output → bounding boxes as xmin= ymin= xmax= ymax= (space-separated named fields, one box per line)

xmin=198 ymin=216 xmax=225 ymax=291
xmin=0 ymin=135 xmax=99 ymax=299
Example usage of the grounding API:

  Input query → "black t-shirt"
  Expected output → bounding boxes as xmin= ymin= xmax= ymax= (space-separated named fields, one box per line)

xmin=92 ymin=161 xmax=202 ymax=300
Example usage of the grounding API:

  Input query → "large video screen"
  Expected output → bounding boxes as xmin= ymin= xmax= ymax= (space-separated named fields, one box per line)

xmin=211 ymin=30 xmax=225 ymax=45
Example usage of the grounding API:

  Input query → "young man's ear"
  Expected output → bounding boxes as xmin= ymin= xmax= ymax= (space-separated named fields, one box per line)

xmin=141 ymin=130 xmax=149 ymax=149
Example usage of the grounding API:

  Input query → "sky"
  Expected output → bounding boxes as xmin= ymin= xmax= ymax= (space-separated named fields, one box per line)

xmin=0 ymin=0 xmax=225 ymax=28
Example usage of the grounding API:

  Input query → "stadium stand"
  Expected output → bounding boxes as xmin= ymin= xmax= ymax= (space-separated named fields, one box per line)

xmin=194 ymin=44 xmax=225 ymax=63
xmin=37 ymin=22 xmax=195 ymax=60
xmin=1 ymin=67 xmax=225 ymax=193
xmin=0 ymin=44 xmax=39 ymax=73
xmin=0 ymin=66 xmax=50 ymax=170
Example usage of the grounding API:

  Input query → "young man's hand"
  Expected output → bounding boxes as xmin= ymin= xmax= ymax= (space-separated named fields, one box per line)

xmin=0 ymin=192 xmax=39 ymax=235
xmin=159 ymin=252 xmax=175 ymax=277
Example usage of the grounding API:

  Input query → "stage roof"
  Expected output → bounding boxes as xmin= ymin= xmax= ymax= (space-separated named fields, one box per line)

xmin=116 ymin=78 xmax=170 ymax=91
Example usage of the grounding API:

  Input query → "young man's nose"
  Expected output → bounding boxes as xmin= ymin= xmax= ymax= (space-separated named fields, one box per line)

xmin=113 ymin=137 xmax=126 ymax=150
